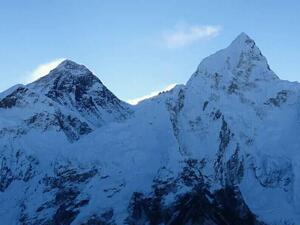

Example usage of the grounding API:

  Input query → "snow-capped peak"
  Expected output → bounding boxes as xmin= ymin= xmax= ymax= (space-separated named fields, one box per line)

xmin=224 ymin=32 xmax=266 ymax=64
xmin=49 ymin=59 xmax=92 ymax=77
xmin=27 ymin=59 xmax=98 ymax=93
xmin=57 ymin=59 xmax=80 ymax=68
xmin=229 ymin=32 xmax=254 ymax=49
xmin=26 ymin=59 xmax=131 ymax=127
xmin=188 ymin=33 xmax=278 ymax=87
xmin=27 ymin=59 xmax=100 ymax=91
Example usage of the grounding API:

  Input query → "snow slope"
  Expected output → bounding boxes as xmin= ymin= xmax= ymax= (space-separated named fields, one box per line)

xmin=0 ymin=33 xmax=300 ymax=225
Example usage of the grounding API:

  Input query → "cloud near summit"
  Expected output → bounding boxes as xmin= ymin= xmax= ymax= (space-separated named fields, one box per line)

xmin=163 ymin=24 xmax=221 ymax=48
xmin=25 ymin=58 xmax=66 ymax=83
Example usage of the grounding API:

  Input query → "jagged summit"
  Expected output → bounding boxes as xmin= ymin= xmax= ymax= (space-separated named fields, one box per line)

xmin=234 ymin=32 xmax=250 ymax=40
xmin=54 ymin=59 xmax=90 ymax=75
xmin=25 ymin=59 xmax=130 ymax=127
xmin=27 ymin=59 xmax=99 ymax=94
xmin=224 ymin=32 xmax=267 ymax=62
xmin=230 ymin=32 xmax=254 ymax=48
xmin=57 ymin=59 xmax=80 ymax=67
xmin=28 ymin=58 xmax=100 ymax=88
xmin=188 ymin=32 xmax=278 ymax=87
xmin=40 ymin=59 xmax=94 ymax=80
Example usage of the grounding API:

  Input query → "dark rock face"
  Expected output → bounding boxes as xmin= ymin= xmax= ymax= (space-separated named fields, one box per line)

xmin=126 ymin=161 xmax=265 ymax=225
xmin=166 ymin=88 xmax=186 ymax=155
xmin=80 ymin=210 xmax=115 ymax=225
xmin=0 ymin=110 xmax=92 ymax=142
xmin=228 ymin=81 xmax=239 ymax=94
xmin=226 ymin=145 xmax=244 ymax=185
xmin=24 ymin=111 xmax=93 ymax=141
xmin=0 ymin=148 xmax=38 ymax=192
xmin=0 ymin=154 xmax=265 ymax=225
xmin=202 ymin=101 xmax=209 ymax=111
xmin=163 ymin=187 xmax=260 ymax=225
xmin=0 ymin=87 xmax=34 ymax=109
xmin=0 ymin=89 xmax=19 ymax=108
xmin=19 ymin=165 xmax=99 ymax=225
xmin=214 ymin=116 xmax=234 ymax=183
xmin=251 ymin=156 xmax=294 ymax=192
xmin=54 ymin=112 xmax=92 ymax=141
xmin=265 ymin=90 xmax=289 ymax=107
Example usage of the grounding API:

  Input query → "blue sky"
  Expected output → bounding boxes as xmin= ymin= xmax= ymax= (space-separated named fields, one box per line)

xmin=0 ymin=0 xmax=299 ymax=103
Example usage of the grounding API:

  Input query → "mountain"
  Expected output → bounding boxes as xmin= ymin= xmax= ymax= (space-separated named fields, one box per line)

xmin=27 ymin=60 xmax=130 ymax=126
xmin=0 ymin=60 xmax=131 ymax=142
xmin=0 ymin=33 xmax=300 ymax=225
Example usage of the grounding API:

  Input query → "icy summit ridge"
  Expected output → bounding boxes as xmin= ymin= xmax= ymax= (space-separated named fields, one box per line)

xmin=51 ymin=59 xmax=92 ymax=76
xmin=188 ymin=32 xmax=278 ymax=88
xmin=27 ymin=59 xmax=100 ymax=93
xmin=229 ymin=32 xmax=256 ymax=49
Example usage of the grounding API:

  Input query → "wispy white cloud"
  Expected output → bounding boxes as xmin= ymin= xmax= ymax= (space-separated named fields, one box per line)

xmin=25 ymin=58 xmax=65 ymax=83
xmin=127 ymin=83 xmax=177 ymax=105
xmin=163 ymin=24 xmax=221 ymax=48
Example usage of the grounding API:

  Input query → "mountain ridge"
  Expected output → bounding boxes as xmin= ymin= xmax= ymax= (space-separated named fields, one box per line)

xmin=0 ymin=33 xmax=300 ymax=225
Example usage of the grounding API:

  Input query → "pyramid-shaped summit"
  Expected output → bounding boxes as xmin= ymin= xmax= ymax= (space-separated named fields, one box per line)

xmin=229 ymin=32 xmax=255 ymax=48
xmin=27 ymin=59 xmax=131 ymax=126
xmin=189 ymin=32 xmax=278 ymax=85
xmin=53 ymin=59 xmax=91 ymax=75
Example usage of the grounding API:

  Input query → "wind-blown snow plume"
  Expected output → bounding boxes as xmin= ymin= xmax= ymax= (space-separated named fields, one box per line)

xmin=25 ymin=58 xmax=65 ymax=83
